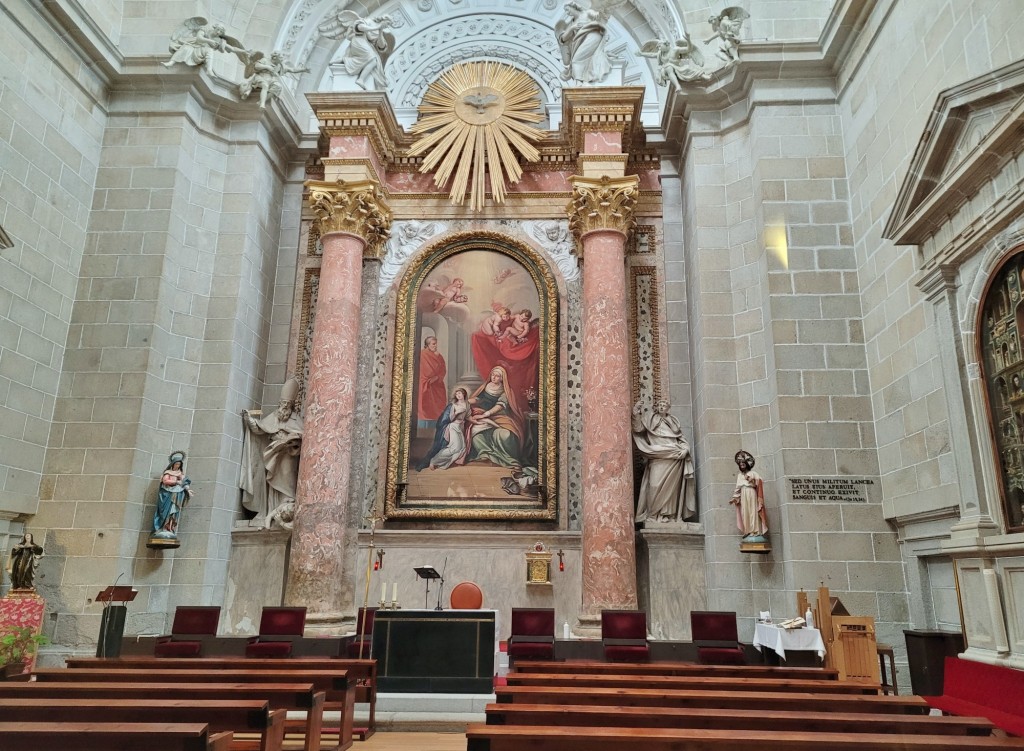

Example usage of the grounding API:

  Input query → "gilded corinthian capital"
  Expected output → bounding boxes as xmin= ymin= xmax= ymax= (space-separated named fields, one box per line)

xmin=566 ymin=174 xmax=640 ymax=241
xmin=307 ymin=178 xmax=392 ymax=258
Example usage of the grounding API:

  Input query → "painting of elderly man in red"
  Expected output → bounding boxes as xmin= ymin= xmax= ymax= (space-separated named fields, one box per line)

xmin=409 ymin=249 xmax=541 ymax=501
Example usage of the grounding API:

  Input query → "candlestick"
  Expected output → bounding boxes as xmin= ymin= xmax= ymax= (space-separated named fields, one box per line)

xmin=381 ymin=581 xmax=387 ymax=604
xmin=392 ymin=582 xmax=398 ymax=603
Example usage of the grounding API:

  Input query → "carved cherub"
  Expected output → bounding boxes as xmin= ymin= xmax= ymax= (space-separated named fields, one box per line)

xmin=639 ymin=35 xmax=711 ymax=86
xmin=239 ymin=51 xmax=310 ymax=109
xmin=163 ymin=17 xmax=248 ymax=73
xmin=706 ymin=6 xmax=750 ymax=65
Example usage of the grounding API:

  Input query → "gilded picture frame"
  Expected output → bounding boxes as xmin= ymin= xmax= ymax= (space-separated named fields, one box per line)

xmin=385 ymin=232 xmax=558 ymax=520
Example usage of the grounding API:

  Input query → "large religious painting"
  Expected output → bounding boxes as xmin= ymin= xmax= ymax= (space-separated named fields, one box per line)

xmin=386 ymin=233 xmax=558 ymax=520
xmin=981 ymin=248 xmax=1024 ymax=532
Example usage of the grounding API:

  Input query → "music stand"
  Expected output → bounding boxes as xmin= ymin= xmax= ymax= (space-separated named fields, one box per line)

xmin=95 ymin=585 xmax=138 ymax=658
xmin=414 ymin=566 xmax=441 ymax=610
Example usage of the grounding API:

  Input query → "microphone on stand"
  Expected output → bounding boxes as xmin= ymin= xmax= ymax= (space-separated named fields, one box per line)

xmin=435 ymin=557 xmax=448 ymax=611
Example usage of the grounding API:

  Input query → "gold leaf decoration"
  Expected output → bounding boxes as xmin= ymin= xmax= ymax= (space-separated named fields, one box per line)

xmin=408 ymin=61 xmax=545 ymax=211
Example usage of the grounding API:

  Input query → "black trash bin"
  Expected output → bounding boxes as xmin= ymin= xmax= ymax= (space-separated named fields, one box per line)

xmin=903 ymin=629 xmax=964 ymax=696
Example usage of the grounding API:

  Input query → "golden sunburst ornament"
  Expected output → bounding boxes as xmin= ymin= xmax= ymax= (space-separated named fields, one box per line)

xmin=408 ymin=61 xmax=545 ymax=211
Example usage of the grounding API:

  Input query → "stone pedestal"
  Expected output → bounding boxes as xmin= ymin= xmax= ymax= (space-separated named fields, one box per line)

xmin=637 ymin=524 xmax=706 ymax=641
xmin=223 ymin=525 xmax=291 ymax=635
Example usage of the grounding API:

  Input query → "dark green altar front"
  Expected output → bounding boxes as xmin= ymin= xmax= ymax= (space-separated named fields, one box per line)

xmin=372 ymin=609 xmax=495 ymax=693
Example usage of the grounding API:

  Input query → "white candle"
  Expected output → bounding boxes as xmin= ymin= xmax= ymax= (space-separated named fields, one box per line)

xmin=381 ymin=581 xmax=387 ymax=603
xmin=392 ymin=582 xmax=398 ymax=603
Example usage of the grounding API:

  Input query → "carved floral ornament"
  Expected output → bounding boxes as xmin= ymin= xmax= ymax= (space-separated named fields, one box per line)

xmin=306 ymin=178 xmax=393 ymax=257
xmin=566 ymin=174 xmax=640 ymax=240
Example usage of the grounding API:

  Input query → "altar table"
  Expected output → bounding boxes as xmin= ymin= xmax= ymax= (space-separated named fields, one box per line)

xmin=753 ymin=622 xmax=826 ymax=661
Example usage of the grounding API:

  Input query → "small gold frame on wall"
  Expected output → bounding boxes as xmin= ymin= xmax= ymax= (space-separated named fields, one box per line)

xmin=526 ymin=542 xmax=553 ymax=585
xmin=384 ymin=231 xmax=559 ymax=521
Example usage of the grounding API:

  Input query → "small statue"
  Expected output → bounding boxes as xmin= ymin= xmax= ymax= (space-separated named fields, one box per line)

xmin=149 ymin=451 xmax=193 ymax=548
xmin=631 ymin=399 xmax=697 ymax=523
xmin=319 ymin=11 xmax=396 ymax=90
xmin=240 ymin=378 xmax=304 ymax=527
xmin=555 ymin=0 xmax=625 ymax=84
xmin=639 ymin=36 xmax=711 ymax=86
xmin=705 ymin=6 xmax=750 ymax=66
xmin=239 ymin=51 xmax=310 ymax=109
xmin=730 ymin=450 xmax=770 ymax=553
xmin=7 ymin=532 xmax=43 ymax=590
xmin=162 ymin=17 xmax=249 ymax=74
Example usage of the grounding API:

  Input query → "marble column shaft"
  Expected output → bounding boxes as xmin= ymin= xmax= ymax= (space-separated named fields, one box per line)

xmin=569 ymin=174 xmax=641 ymax=617
xmin=287 ymin=180 xmax=391 ymax=628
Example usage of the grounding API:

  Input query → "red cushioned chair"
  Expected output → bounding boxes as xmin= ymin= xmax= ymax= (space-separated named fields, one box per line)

xmin=507 ymin=608 xmax=555 ymax=668
xmin=691 ymin=610 xmax=746 ymax=665
xmin=601 ymin=609 xmax=650 ymax=662
xmin=245 ymin=606 xmax=307 ymax=658
xmin=450 ymin=581 xmax=483 ymax=609
xmin=346 ymin=607 xmax=377 ymax=658
xmin=154 ymin=606 xmax=221 ymax=657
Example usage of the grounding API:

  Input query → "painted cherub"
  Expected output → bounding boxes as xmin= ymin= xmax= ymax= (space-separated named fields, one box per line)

xmin=505 ymin=309 xmax=534 ymax=345
xmin=481 ymin=305 xmax=513 ymax=339
xmin=430 ymin=277 xmax=468 ymax=313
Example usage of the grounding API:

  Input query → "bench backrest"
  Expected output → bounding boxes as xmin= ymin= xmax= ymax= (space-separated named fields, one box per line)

xmin=944 ymin=656 xmax=1024 ymax=715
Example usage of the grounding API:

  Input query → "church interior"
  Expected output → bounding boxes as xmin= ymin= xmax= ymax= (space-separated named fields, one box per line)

xmin=2 ymin=0 xmax=1024 ymax=746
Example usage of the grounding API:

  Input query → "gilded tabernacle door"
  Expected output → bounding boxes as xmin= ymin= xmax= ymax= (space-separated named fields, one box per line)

xmin=385 ymin=233 xmax=558 ymax=520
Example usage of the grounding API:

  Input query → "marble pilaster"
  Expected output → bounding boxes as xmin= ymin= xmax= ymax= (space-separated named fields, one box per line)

xmin=569 ymin=174 xmax=640 ymax=633
xmin=286 ymin=180 xmax=391 ymax=632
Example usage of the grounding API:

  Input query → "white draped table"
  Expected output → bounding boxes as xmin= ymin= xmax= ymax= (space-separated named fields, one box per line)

xmin=752 ymin=623 xmax=826 ymax=660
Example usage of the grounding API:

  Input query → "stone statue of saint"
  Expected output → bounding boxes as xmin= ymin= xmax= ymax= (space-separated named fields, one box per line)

xmin=730 ymin=449 xmax=769 ymax=542
xmin=240 ymin=378 xmax=304 ymax=527
xmin=631 ymin=399 xmax=697 ymax=523
xmin=319 ymin=11 xmax=396 ymax=90
xmin=555 ymin=0 xmax=624 ymax=84
xmin=239 ymin=50 xmax=309 ymax=109
xmin=7 ymin=532 xmax=43 ymax=590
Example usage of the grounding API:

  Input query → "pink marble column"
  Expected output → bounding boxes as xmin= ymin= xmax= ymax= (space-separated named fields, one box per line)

xmin=568 ymin=174 xmax=641 ymax=626
xmin=286 ymin=180 xmax=391 ymax=631
xmin=579 ymin=228 xmax=639 ymax=617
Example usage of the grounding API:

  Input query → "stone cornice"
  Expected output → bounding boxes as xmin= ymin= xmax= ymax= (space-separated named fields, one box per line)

xmin=567 ymin=175 xmax=640 ymax=243
xmin=561 ymin=87 xmax=646 ymax=157
xmin=307 ymin=178 xmax=393 ymax=258
xmin=307 ymin=91 xmax=408 ymax=162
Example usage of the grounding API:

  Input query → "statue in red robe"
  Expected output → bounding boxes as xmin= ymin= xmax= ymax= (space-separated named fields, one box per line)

xmin=418 ymin=336 xmax=448 ymax=421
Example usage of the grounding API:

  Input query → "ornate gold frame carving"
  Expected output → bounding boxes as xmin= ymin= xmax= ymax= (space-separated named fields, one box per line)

xmin=385 ymin=231 xmax=559 ymax=521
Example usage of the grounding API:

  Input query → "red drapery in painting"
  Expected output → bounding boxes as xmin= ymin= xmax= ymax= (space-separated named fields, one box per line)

xmin=470 ymin=326 xmax=539 ymax=406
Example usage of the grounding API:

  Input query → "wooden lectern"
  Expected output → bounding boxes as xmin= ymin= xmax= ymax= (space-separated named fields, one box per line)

xmin=95 ymin=585 xmax=137 ymax=658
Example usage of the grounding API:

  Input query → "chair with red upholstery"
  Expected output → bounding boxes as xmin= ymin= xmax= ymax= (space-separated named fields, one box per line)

xmin=450 ymin=581 xmax=483 ymax=609
xmin=507 ymin=608 xmax=555 ymax=668
xmin=601 ymin=609 xmax=650 ymax=662
xmin=690 ymin=610 xmax=746 ymax=665
xmin=245 ymin=606 xmax=307 ymax=658
xmin=154 ymin=606 xmax=221 ymax=657
xmin=346 ymin=607 xmax=377 ymax=658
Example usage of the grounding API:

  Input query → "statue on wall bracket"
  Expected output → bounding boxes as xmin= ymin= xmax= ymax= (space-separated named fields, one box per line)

xmin=148 ymin=451 xmax=193 ymax=549
xmin=730 ymin=450 xmax=770 ymax=554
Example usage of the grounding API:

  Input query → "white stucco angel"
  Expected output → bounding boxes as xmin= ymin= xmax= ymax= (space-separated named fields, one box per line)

xmin=319 ymin=11 xmax=396 ymax=90
xmin=555 ymin=0 xmax=625 ymax=84
xmin=239 ymin=51 xmax=310 ymax=109
xmin=529 ymin=220 xmax=579 ymax=283
xmin=163 ymin=17 xmax=248 ymax=74
xmin=706 ymin=6 xmax=750 ymax=65
xmin=379 ymin=221 xmax=444 ymax=295
xmin=639 ymin=35 xmax=711 ymax=86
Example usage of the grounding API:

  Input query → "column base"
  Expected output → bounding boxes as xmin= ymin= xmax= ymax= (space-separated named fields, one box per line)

xmin=949 ymin=515 xmax=1000 ymax=541
xmin=573 ymin=613 xmax=602 ymax=639
xmin=303 ymin=611 xmax=354 ymax=637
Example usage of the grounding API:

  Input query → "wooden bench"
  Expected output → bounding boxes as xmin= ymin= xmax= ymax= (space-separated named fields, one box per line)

xmin=0 ymin=682 xmax=325 ymax=751
xmin=0 ymin=722 xmax=232 ymax=751
xmin=494 ymin=685 xmax=930 ymax=714
xmin=505 ymin=672 xmax=879 ymax=694
xmin=66 ymin=655 xmax=377 ymax=740
xmin=927 ymin=656 xmax=1024 ymax=736
xmin=0 ymin=698 xmax=285 ymax=751
xmin=465 ymin=724 xmax=1024 ymax=750
xmin=484 ymin=703 xmax=996 ymax=736
xmin=511 ymin=659 xmax=839 ymax=680
xmin=36 ymin=666 xmax=354 ymax=750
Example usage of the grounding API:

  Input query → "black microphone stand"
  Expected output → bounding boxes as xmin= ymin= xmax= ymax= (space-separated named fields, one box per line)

xmin=434 ymin=557 xmax=448 ymax=610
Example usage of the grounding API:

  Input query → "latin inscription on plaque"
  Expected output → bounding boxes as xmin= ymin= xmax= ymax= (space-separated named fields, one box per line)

xmin=788 ymin=477 xmax=875 ymax=502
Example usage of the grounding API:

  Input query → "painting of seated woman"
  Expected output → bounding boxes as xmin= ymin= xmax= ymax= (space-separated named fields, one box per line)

xmin=387 ymin=237 xmax=557 ymax=520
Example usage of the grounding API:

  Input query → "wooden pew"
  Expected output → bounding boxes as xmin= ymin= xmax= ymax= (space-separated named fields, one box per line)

xmin=34 ymin=667 xmax=354 ymax=750
xmin=511 ymin=659 xmax=839 ymax=680
xmin=0 ymin=698 xmax=285 ymax=751
xmin=465 ymin=724 xmax=1024 ymax=750
xmin=0 ymin=682 xmax=325 ymax=751
xmin=65 ymin=655 xmax=377 ymax=741
xmin=0 ymin=722 xmax=232 ymax=751
xmin=494 ymin=685 xmax=930 ymax=714
xmin=484 ymin=703 xmax=996 ymax=736
xmin=505 ymin=672 xmax=880 ymax=694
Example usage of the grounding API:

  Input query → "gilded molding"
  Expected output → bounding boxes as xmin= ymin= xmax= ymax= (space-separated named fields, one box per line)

xmin=567 ymin=174 xmax=640 ymax=242
xmin=306 ymin=178 xmax=393 ymax=259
